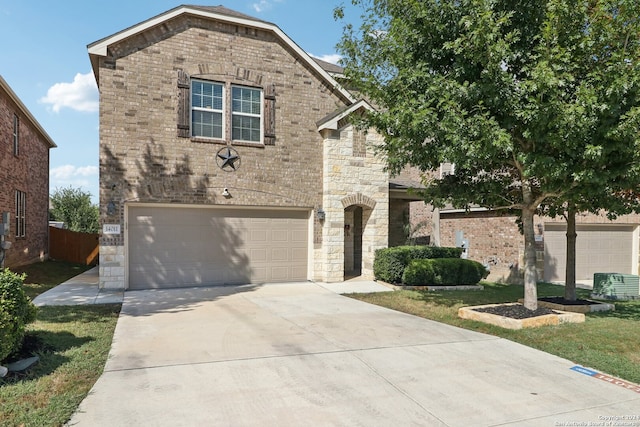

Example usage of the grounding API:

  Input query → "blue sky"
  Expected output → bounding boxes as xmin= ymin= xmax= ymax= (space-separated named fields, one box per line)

xmin=0 ymin=0 xmax=360 ymax=204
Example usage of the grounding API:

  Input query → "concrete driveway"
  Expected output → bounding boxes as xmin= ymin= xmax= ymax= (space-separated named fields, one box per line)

xmin=68 ymin=282 xmax=639 ymax=426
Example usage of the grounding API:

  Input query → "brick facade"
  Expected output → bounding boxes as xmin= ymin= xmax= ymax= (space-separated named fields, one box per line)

xmin=91 ymin=7 xmax=398 ymax=288
xmin=0 ymin=77 xmax=54 ymax=268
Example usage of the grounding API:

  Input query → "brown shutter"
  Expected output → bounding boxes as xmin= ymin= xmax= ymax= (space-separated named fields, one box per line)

xmin=177 ymin=70 xmax=190 ymax=138
xmin=264 ymin=83 xmax=276 ymax=145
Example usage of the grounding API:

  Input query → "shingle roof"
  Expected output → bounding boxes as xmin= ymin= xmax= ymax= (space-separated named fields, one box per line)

xmin=311 ymin=57 xmax=344 ymax=75
xmin=184 ymin=4 xmax=271 ymax=24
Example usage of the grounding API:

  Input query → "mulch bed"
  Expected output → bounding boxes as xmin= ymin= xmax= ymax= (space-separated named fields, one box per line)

xmin=538 ymin=297 xmax=599 ymax=306
xmin=473 ymin=304 xmax=557 ymax=319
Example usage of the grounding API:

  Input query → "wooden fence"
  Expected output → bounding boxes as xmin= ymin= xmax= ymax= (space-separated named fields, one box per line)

xmin=49 ymin=226 xmax=99 ymax=265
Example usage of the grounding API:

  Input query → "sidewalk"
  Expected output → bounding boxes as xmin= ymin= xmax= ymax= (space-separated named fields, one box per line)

xmin=32 ymin=269 xmax=391 ymax=307
xmin=32 ymin=267 xmax=124 ymax=306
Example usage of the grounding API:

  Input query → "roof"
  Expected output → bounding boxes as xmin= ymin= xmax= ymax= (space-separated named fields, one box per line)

xmin=316 ymin=99 xmax=373 ymax=131
xmin=87 ymin=4 xmax=355 ymax=103
xmin=311 ymin=57 xmax=344 ymax=76
xmin=0 ymin=75 xmax=57 ymax=149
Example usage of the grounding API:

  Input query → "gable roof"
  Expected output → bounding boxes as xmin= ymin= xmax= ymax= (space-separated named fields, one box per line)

xmin=87 ymin=4 xmax=355 ymax=103
xmin=0 ymin=75 xmax=56 ymax=149
xmin=316 ymin=99 xmax=373 ymax=131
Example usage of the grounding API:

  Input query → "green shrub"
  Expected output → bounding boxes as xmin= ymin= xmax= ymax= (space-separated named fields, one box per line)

xmin=373 ymin=246 xmax=463 ymax=283
xmin=0 ymin=269 xmax=37 ymax=362
xmin=402 ymin=258 xmax=487 ymax=286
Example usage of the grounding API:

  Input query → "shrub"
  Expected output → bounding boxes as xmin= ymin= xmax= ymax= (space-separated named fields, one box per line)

xmin=0 ymin=269 xmax=37 ymax=362
xmin=373 ymin=246 xmax=463 ymax=283
xmin=402 ymin=258 xmax=487 ymax=286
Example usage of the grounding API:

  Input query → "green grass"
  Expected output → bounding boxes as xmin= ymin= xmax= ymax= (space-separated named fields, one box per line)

xmin=12 ymin=261 xmax=93 ymax=300
xmin=347 ymin=282 xmax=640 ymax=384
xmin=0 ymin=261 xmax=120 ymax=427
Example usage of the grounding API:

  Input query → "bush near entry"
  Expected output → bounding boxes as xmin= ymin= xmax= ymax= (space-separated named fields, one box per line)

xmin=373 ymin=246 xmax=463 ymax=284
xmin=0 ymin=269 xmax=37 ymax=363
xmin=402 ymin=258 xmax=487 ymax=286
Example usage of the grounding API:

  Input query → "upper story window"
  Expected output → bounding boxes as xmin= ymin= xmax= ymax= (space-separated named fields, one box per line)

xmin=179 ymin=70 xmax=275 ymax=145
xmin=15 ymin=190 xmax=26 ymax=238
xmin=13 ymin=114 xmax=19 ymax=156
xmin=231 ymin=86 xmax=262 ymax=143
xmin=191 ymin=80 xmax=224 ymax=139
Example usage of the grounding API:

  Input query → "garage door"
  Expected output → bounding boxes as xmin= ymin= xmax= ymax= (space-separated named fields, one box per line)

xmin=128 ymin=205 xmax=309 ymax=289
xmin=544 ymin=224 xmax=636 ymax=282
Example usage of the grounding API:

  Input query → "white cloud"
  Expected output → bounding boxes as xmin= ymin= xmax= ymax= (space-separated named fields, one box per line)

xmin=50 ymin=165 xmax=99 ymax=199
xmin=51 ymin=165 xmax=98 ymax=180
xmin=309 ymin=53 xmax=342 ymax=65
xmin=251 ymin=0 xmax=283 ymax=13
xmin=40 ymin=72 xmax=98 ymax=113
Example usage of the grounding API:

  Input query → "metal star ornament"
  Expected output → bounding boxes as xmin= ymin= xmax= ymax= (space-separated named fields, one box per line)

xmin=216 ymin=147 xmax=241 ymax=172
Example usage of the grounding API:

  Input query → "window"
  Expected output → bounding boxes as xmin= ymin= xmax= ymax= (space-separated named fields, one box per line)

xmin=15 ymin=190 xmax=26 ymax=238
xmin=231 ymin=86 xmax=262 ymax=143
xmin=189 ymin=79 xmax=263 ymax=143
xmin=440 ymin=162 xmax=455 ymax=178
xmin=191 ymin=80 xmax=224 ymax=139
xmin=13 ymin=114 xmax=19 ymax=156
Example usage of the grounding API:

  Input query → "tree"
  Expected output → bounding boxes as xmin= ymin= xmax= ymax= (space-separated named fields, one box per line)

xmin=50 ymin=187 xmax=99 ymax=233
xmin=336 ymin=0 xmax=640 ymax=310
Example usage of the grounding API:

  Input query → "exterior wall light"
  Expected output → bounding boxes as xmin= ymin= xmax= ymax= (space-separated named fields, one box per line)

xmin=107 ymin=201 xmax=117 ymax=216
xmin=317 ymin=208 xmax=326 ymax=221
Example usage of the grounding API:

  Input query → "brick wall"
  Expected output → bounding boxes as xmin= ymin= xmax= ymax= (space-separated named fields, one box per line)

xmin=96 ymin=14 xmax=351 ymax=287
xmin=0 ymin=85 xmax=51 ymax=267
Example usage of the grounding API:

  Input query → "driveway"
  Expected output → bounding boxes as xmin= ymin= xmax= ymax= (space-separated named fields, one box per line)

xmin=68 ymin=282 xmax=639 ymax=426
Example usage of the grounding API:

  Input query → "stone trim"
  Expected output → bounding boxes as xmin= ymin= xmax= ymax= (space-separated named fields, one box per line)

xmin=341 ymin=193 xmax=377 ymax=210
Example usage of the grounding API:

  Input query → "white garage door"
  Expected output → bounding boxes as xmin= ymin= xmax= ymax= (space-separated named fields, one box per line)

xmin=128 ymin=205 xmax=309 ymax=289
xmin=544 ymin=224 xmax=636 ymax=282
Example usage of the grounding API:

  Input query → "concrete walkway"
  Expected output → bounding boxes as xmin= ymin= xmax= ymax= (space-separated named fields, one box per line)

xmin=32 ymin=267 xmax=124 ymax=306
xmin=55 ymin=280 xmax=639 ymax=426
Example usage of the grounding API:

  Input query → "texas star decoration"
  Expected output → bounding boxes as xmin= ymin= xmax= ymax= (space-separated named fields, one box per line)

xmin=216 ymin=147 xmax=241 ymax=171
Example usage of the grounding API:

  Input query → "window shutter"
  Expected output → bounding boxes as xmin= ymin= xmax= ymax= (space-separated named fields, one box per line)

xmin=264 ymin=83 xmax=276 ymax=145
xmin=177 ymin=70 xmax=190 ymax=138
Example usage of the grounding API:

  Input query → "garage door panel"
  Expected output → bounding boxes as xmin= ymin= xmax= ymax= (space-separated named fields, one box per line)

xmin=128 ymin=206 xmax=309 ymax=289
xmin=544 ymin=224 xmax=635 ymax=282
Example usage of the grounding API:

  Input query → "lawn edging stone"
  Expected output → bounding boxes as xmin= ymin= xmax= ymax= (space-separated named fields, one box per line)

xmin=517 ymin=298 xmax=614 ymax=313
xmin=458 ymin=303 xmax=585 ymax=330
xmin=375 ymin=281 xmax=483 ymax=291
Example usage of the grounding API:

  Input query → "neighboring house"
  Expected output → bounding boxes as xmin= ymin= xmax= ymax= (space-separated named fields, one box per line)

xmin=88 ymin=5 xmax=419 ymax=290
xmin=0 ymin=75 xmax=56 ymax=268
xmin=407 ymin=175 xmax=640 ymax=283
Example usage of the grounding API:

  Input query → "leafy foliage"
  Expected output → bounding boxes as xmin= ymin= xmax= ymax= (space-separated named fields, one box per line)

xmin=402 ymin=258 xmax=487 ymax=286
xmin=49 ymin=187 xmax=99 ymax=233
xmin=337 ymin=0 xmax=640 ymax=309
xmin=0 ymin=269 xmax=37 ymax=362
xmin=373 ymin=245 xmax=462 ymax=283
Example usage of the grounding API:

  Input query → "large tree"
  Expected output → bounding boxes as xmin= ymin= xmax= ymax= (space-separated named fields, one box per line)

xmin=50 ymin=187 xmax=99 ymax=233
xmin=336 ymin=0 xmax=640 ymax=310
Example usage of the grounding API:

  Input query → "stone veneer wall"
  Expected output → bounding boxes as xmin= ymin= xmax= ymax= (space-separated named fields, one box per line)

xmin=96 ymin=15 xmax=350 ymax=288
xmin=319 ymin=126 xmax=388 ymax=282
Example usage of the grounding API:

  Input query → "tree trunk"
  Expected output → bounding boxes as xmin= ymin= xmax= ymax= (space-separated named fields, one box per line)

xmin=564 ymin=205 xmax=577 ymax=301
xmin=521 ymin=184 xmax=538 ymax=311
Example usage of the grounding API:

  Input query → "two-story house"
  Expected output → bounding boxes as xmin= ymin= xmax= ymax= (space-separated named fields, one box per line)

xmin=88 ymin=5 xmax=420 ymax=290
xmin=0 ymin=75 xmax=56 ymax=268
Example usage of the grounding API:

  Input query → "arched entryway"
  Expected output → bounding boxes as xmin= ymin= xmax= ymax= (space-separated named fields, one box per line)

xmin=342 ymin=193 xmax=376 ymax=279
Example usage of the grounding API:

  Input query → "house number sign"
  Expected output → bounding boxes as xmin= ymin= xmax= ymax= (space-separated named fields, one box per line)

xmin=103 ymin=224 xmax=121 ymax=235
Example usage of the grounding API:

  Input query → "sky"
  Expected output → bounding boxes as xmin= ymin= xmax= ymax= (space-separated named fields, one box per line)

xmin=0 ymin=0 xmax=361 ymax=204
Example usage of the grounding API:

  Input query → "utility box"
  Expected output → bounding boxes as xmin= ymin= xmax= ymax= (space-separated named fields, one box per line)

xmin=1 ymin=212 xmax=9 ymax=236
xmin=592 ymin=273 xmax=640 ymax=300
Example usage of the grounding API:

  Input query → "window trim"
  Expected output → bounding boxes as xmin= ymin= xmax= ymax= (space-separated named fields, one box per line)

xmin=13 ymin=114 xmax=19 ymax=156
xmin=191 ymin=79 xmax=225 ymax=140
xmin=231 ymin=84 xmax=263 ymax=144
xmin=15 ymin=190 xmax=26 ymax=238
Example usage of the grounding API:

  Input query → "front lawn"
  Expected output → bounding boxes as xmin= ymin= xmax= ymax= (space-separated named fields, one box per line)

xmin=13 ymin=260 xmax=93 ymax=300
xmin=347 ymin=282 xmax=640 ymax=384
xmin=0 ymin=261 xmax=120 ymax=427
